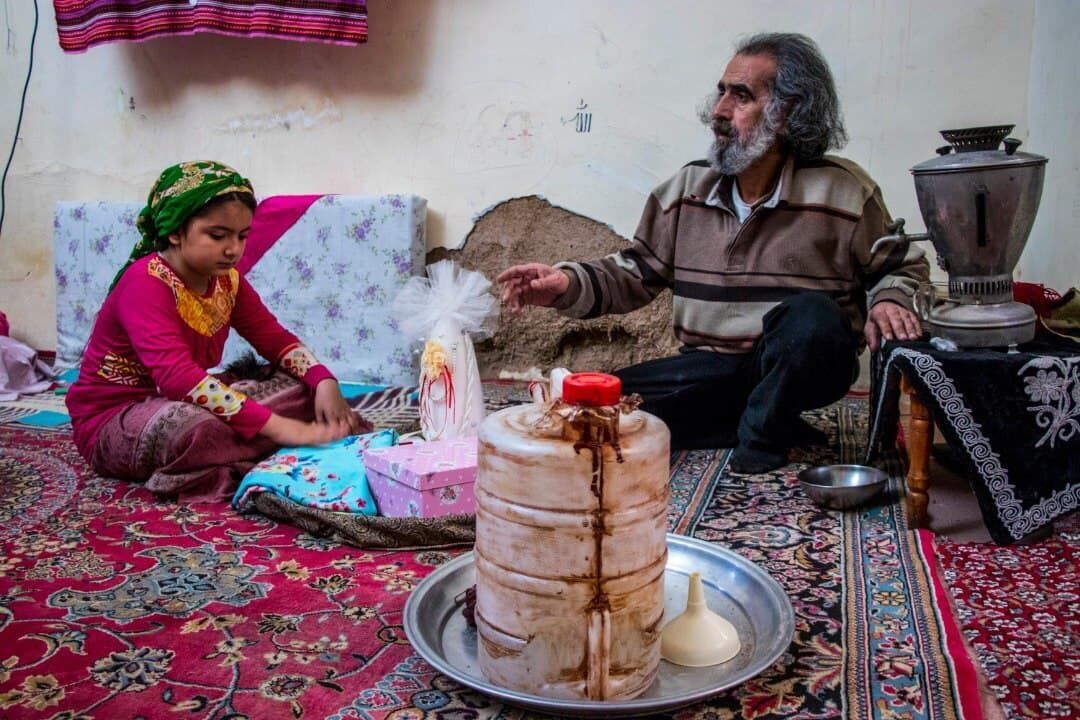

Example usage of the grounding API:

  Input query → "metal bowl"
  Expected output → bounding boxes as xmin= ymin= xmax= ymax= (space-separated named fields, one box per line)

xmin=797 ymin=464 xmax=888 ymax=510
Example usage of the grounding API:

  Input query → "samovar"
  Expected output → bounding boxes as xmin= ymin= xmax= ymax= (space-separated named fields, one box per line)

xmin=878 ymin=124 xmax=1048 ymax=347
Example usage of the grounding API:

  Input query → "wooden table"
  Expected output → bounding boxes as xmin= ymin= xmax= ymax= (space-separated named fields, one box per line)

xmin=900 ymin=375 xmax=933 ymax=529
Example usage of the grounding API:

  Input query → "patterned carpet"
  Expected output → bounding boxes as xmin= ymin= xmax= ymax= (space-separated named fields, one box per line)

xmin=0 ymin=398 xmax=983 ymax=720
xmin=0 ymin=389 xmax=71 ymax=431
xmin=932 ymin=525 xmax=1079 ymax=719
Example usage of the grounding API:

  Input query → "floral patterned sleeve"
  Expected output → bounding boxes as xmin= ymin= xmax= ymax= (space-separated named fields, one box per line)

xmin=183 ymin=375 xmax=271 ymax=439
xmin=277 ymin=342 xmax=334 ymax=386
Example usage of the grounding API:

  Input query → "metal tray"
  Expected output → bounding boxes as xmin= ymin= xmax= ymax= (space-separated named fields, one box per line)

xmin=404 ymin=533 xmax=794 ymax=717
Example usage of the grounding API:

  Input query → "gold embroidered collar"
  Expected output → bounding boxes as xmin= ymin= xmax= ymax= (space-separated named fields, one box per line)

xmin=148 ymin=255 xmax=238 ymax=337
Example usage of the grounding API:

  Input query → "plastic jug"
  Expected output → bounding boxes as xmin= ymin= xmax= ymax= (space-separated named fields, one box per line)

xmin=473 ymin=372 xmax=670 ymax=700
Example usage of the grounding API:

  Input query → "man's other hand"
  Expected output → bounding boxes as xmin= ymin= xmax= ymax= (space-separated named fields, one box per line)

xmin=496 ymin=263 xmax=570 ymax=313
xmin=865 ymin=300 xmax=922 ymax=352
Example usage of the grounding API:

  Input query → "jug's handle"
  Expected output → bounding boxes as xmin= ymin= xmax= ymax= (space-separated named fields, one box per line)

xmin=586 ymin=606 xmax=612 ymax=700
xmin=527 ymin=379 xmax=549 ymax=404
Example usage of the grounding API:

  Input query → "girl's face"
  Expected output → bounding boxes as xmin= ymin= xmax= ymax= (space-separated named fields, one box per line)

xmin=163 ymin=199 xmax=253 ymax=290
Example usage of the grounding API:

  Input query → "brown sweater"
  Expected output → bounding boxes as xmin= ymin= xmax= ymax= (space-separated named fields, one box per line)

xmin=553 ymin=155 xmax=929 ymax=353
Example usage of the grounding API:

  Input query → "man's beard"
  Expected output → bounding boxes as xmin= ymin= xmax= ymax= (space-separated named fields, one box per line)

xmin=708 ymin=118 xmax=778 ymax=176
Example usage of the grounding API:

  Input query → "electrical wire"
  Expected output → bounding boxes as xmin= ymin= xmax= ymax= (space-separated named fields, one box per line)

xmin=0 ymin=0 xmax=39 ymax=240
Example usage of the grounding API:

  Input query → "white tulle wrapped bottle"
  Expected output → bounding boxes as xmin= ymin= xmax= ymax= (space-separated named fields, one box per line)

xmin=393 ymin=260 xmax=498 ymax=441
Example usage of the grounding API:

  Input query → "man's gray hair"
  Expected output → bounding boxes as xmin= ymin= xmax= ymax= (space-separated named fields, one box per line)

xmin=735 ymin=32 xmax=847 ymax=160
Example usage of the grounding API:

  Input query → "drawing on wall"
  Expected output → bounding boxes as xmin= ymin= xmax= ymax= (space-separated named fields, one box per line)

xmin=561 ymin=100 xmax=592 ymax=133
xmin=455 ymin=105 xmax=550 ymax=173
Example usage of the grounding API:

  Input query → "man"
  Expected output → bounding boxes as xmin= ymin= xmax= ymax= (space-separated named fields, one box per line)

xmin=497 ymin=33 xmax=927 ymax=473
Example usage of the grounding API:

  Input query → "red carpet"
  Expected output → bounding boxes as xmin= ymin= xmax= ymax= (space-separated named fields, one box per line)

xmin=0 ymin=427 xmax=449 ymax=719
xmin=933 ymin=528 xmax=1079 ymax=719
xmin=0 ymin=399 xmax=982 ymax=719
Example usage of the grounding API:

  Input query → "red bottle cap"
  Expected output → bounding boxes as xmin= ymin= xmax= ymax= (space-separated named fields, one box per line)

xmin=562 ymin=372 xmax=622 ymax=406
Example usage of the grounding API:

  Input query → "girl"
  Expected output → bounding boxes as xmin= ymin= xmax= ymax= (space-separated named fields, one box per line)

xmin=67 ymin=160 xmax=367 ymax=500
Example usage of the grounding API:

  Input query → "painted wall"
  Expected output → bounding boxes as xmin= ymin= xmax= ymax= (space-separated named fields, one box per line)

xmin=1018 ymin=0 xmax=1079 ymax=290
xmin=1 ymin=0 xmax=1066 ymax=351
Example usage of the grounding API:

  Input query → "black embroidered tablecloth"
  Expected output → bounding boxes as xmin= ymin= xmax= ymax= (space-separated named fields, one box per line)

xmin=866 ymin=339 xmax=1079 ymax=544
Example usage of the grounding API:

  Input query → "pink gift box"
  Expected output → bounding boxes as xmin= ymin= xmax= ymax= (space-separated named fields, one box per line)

xmin=363 ymin=438 xmax=477 ymax=518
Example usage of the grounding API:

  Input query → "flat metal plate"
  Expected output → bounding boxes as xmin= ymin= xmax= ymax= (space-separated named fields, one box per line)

xmin=404 ymin=534 xmax=794 ymax=717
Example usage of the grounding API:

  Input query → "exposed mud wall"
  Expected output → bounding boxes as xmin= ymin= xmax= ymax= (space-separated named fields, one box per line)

xmin=429 ymin=196 xmax=680 ymax=377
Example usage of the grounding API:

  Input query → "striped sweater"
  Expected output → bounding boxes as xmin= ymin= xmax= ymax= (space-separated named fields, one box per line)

xmin=553 ymin=155 xmax=929 ymax=353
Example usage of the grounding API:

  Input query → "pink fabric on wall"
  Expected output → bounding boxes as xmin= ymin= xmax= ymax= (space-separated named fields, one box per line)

xmin=54 ymin=1 xmax=368 ymax=54
xmin=238 ymin=195 xmax=324 ymax=275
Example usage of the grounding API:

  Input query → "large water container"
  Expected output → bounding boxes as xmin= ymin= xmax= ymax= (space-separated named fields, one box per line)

xmin=474 ymin=373 xmax=670 ymax=700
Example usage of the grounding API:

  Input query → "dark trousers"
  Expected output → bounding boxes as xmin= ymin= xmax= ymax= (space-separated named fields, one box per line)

xmin=615 ymin=293 xmax=859 ymax=451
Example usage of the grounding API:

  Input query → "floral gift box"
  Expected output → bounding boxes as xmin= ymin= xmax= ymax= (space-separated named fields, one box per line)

xmin=363 ymin=437 xmax=477 ymax=518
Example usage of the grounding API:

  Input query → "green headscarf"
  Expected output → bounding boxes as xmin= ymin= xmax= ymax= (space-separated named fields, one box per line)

xmin=108 ymin=160 xmax=255 ymax=292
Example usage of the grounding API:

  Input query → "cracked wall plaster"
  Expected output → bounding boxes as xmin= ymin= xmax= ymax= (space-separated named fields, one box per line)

xmin=429 ymin=195 xmax=680 ymax=377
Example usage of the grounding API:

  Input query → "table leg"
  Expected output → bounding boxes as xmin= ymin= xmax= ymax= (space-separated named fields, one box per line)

xmin=902 ymin=375 xmax=932 ymax=528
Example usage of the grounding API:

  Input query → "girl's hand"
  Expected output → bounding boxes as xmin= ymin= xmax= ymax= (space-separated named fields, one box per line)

xmin=314 ymin=379 xmax=364 ymax=434
xmin=260 ymin=413 xmax=350 ymax=446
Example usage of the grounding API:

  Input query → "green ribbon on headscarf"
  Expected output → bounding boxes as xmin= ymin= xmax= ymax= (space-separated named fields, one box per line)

xmin=108 ymin=160 xmax=254 ymax=292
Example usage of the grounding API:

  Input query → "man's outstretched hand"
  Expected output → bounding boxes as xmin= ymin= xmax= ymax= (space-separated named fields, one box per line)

xmin=865 ymin=300 xmax=922 ymax=352
xmin=496 ymin=263 xmax=571 ymax=313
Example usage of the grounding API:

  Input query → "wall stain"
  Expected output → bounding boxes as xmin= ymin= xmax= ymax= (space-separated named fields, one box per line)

xmin=217 ymin=101 xmax=342 ymax=134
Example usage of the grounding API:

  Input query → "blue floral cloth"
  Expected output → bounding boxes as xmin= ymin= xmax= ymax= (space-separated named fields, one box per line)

xmin=232 ymin=429 xmax=398 ymax=515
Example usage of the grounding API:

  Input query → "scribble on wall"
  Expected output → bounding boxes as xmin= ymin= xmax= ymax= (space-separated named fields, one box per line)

xmin=561 ymin=100 xmax=592 ymax=133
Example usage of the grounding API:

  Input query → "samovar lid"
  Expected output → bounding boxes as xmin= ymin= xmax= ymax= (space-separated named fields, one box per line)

xmin=911 ymin=125 xmax=1047 ymax=174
